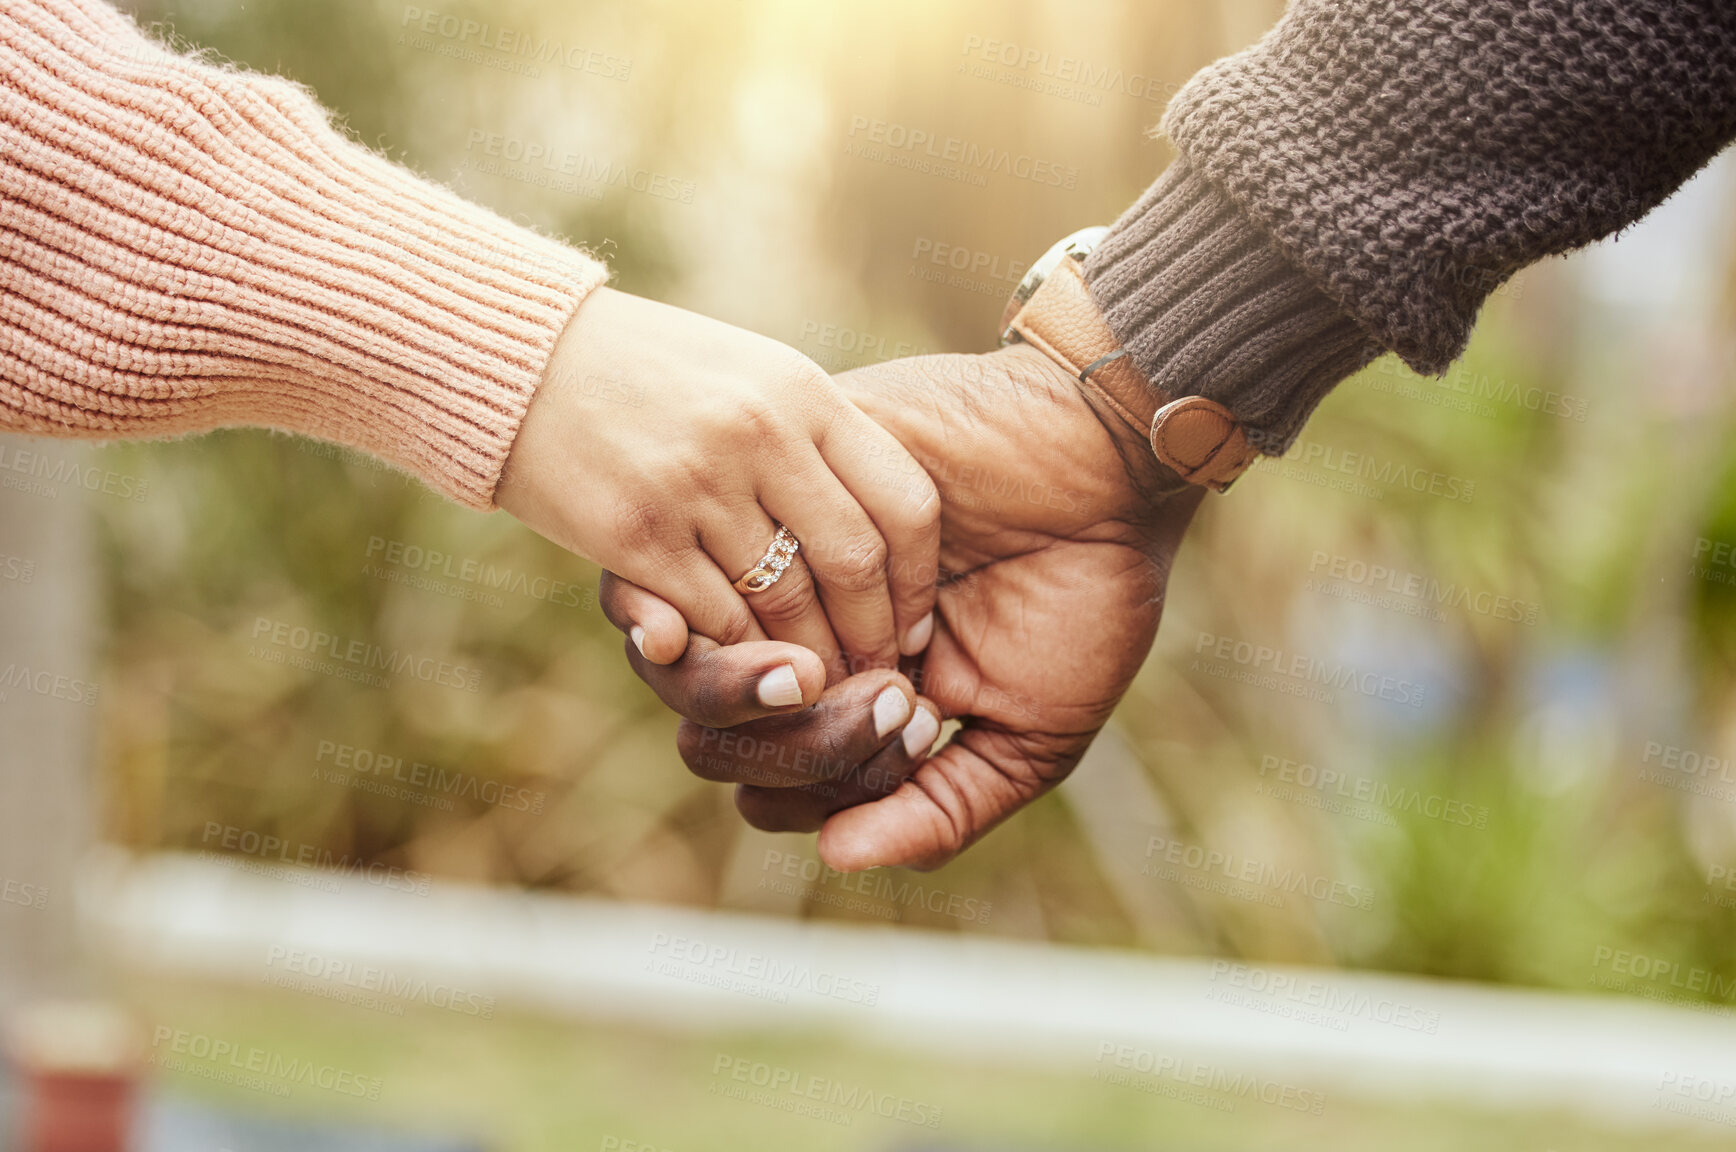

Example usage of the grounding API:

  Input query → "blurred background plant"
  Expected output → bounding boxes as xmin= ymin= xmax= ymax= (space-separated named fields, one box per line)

xmin=86 ymin=0 xmax=1736 ymax=1066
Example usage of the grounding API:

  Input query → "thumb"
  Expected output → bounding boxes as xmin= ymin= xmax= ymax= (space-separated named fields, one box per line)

xmin=815 ymin=723 xmax=1089 ymax=871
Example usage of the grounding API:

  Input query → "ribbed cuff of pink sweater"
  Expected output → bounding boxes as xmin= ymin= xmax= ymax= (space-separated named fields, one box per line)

xmin=0 ymin=0 xmax=608 ymax=509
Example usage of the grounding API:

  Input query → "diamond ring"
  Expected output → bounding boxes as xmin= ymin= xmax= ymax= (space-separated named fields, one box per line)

xmin=732 ymin=525 xmax=800 ymax=594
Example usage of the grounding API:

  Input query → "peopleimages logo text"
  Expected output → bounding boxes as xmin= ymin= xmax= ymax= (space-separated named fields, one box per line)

xmin=1592 ymin=945 xmax=1736 ymax=1000
xmin=960 ymin=35 xmax=1178 ymax=103
xmin=461 ymin=133 xmax=695 ymax=204
xmin=710 ymin=1055 xmax=943 ymax=1129
xmin=1257 ymin=755 xmax=1488 ymax=829
xmin=201 ymin=822 xmax=431 ymax=895
xmin=1642 ymin=741 xmax=1736 ymax=783
xmin=760 ymin=850 xmax=992 ymax=924
xmin=1144 ymin=835 xmax=1375 ymax=911
xmin=0 ymin=443 xmax=149 ymax=501
xmin=250 ymin=618 xmax=482 ymax=692
xmin=1 ymin=879 xmax=48 ymax=910
xmin=366 ymin=536 xmax=591 ymax=609
xmin=1270 ymin=439 xmax=1476 ymax=503
xmin=846 ymin=115 xmax=1078 ymax=188
xmin=1208 ymin=961 xmax=1442 ymax=1034
xmin=149 ymin=1027 xmax=382 ymax=1100
xmin=1193 ymin=631 xmax=1426 ymax=708
xmin=649 ymin=934 xmax=881 ymax=1007
xmin=400 ymin=7 xmax=631 ymax=79
xmin=1093 ymin=1043 xmax=1326 ymax=1115
xmin=264 ymin=946 xmax=494 ymax=1019
xmin=0 ymin=663 xmax=98 ymax=707
xmin=1307 ymin=551 xmax=1539 ymax=625
xmin=315 ymin=740 xmax=545 ymax=814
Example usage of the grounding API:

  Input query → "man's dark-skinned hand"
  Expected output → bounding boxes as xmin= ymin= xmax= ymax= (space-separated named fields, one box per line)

xmin=601 ymin=343 xmax=1207 ymax=871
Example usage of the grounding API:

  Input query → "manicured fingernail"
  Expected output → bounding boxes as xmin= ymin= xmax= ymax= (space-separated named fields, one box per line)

xmin=629 ymin=625 xmax=648 ymax=658
xmin=902 ymin=707 xmax=940 ymax=758
xmin=873 ymin=687 xmax=912 ymax=738
xmin=757 ymin=664 xmax=804 ymax=708
xmin=899 ymin=612 xmax=935 ymax=656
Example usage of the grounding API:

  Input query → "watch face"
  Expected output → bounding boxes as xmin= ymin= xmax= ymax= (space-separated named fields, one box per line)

xmin=999 ymin=226 xmax=1111 ymax=345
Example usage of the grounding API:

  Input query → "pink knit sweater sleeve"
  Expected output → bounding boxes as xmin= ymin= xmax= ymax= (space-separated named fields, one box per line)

xmin=0 ymin=0 xmax=609 ymax=509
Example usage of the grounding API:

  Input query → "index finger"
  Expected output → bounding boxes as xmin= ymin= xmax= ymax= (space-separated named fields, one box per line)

xmin=815 ymin=406 xmax=942 ymax=662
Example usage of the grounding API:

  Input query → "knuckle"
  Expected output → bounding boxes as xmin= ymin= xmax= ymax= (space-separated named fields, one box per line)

xmin=839 ymin=648 xmax=899 ymax=676
xmin=676 ymin=722 xmax=729 ymax=778
xmin=614 ymin=497 xmax=669 ymax=543
xmin=744 ymin=566 xmax=816 ymax=627
xmin=694 ymin=388 xmax=782 ymax=456
xmin=676 ymin=453 xmax=728 ymax=501
xmin=794 ymin=727 xmax=867 ymax=781
xmin=679 ymin=725 xmax=779 ymax=785
xmin=682 ymin=752 xmax=733 ymax=784
xmin=899 ymin=477 xmax=942 ymax=533
xmin=933 ymin=816 xmax=968 ymax=861
xmin=736 ymin=788 xmax=824 ymax=834
xmin=725 ymin=397 xmax=784 ymax=445
xmin=769 ymin=347 xmax=830 ymax=397
xmin=688 ymin=672 xmax=735 ymax=726
xmin=909 ymin=775 xmax=971 ymax=860
xmin=689 ymin=636 xmax=739 ymax=694
xmin=810 ymin=529 xmax=889 ymax=593
xmin=786 ymin=369 xmax=867 ymax=440
xmin=886 ymin=557 xmax=940 ymax=603
xmin=710 ymin=608 xmax=756 ymax=649
xmin=596 ymin=571 xmax=630 ymax=616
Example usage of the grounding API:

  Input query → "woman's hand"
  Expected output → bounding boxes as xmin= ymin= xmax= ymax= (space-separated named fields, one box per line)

xmin=498 ymin=288 xmax=941 ymax=680
xmin=602 ymin=345 xmax=1206 ymax=870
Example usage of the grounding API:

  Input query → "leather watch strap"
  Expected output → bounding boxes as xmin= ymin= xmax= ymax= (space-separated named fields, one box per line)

xmin=1007 ymin=257 xmax=1258 ymax=493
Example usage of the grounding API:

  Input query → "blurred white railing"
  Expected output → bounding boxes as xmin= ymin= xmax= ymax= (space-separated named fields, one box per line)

xmin=80 ymin=848 xmax=1736 ymax=1132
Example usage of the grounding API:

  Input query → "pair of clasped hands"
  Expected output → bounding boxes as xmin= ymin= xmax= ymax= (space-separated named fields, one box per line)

xmin=496 ymin=287 xmax=1205 ymax=872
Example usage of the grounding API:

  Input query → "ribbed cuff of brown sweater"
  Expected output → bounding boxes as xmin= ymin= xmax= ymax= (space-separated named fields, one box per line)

xmin=1084 ymin=157 xmax=1382 ymax=454
xmin=0 ymin=0 xmax=608 ymax=509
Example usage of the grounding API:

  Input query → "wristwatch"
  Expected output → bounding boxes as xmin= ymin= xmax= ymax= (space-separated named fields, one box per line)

xmin=999 ymin=227 xmax=1257 ymax=493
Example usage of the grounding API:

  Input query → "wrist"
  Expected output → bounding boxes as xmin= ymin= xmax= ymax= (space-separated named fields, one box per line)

xmin=530 ymin=284 xmax=625 ymax=403
xmin=1070 ymin=379 xmax=1191 ymax=506
xmin=496 ymin=289 xmax=619 ymax=551
xmin=503 ymin=285 xmax=649 ymax=509
xmin=1001 ymin=242 xmax=1258 ymax=496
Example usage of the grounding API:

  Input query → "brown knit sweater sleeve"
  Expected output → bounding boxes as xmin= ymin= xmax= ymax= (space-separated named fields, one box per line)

xmin=1086 ymin=0 xmax=1736 ymax=453
xmin=0 ymin=0 xmax=608 ymax=509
